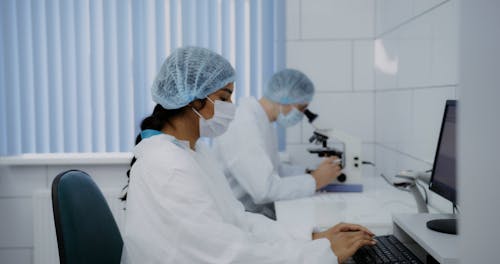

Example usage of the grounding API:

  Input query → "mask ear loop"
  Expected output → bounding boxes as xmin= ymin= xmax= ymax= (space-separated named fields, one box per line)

xmin=206 ymin=97 xmax=215 ymax=104
xmin=192 ymin=96 xmax=214 ymax=119
xmin=191 ymin=107 xmax=203 ymax=119
xmin=278 ymin=103 xmax=285 ymax=117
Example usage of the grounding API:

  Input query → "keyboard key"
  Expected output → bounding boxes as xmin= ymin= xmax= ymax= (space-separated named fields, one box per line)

xmin=352 ymin=235 xmax=422 ymax=264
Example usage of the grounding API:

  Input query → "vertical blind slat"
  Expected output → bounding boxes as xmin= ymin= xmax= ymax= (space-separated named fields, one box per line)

xmin=220 ymin=0 xmax=230 ymax=61
xmin=274 ymin=0 xmax=287 ymax=151
xmin=75 ymin=0 xmax=92 ymax=152
xmin=131 ymin=0 xmax=146 ymax=134
xmin=90 ymin=0 xmax=106 ymax=151
xmin=31 ymin=0 xmax=50 ymax=153
xmin=47 ymin=0 xmax=65 ymax=152
xmin=103 ymin=0 xmax=120 ymax=151
xmin=0 ymin=8 xmax=7 ymax=155
xmin=209 ymin=0 xmax=220 ymax=53
xmin=143 ymin=0 xmax=158 ymax=113
xmin=235 ymin=0 xmax=245 ymax=102
xmin=17 ymin=0 xmax=36 ymax=153
xmin=61 ymin=0 xmax=78 ymax=152
xmin=3 ymin=0 xmax=22 ymax=155
xmin=117 ymin=0 xmax=135 ymax=151
xmin=155 ymin=0 xmax=166 ymax=67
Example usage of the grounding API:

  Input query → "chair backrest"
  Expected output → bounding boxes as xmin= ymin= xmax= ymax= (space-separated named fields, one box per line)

xmin=51 ymin=170 xmax=123 ymax=264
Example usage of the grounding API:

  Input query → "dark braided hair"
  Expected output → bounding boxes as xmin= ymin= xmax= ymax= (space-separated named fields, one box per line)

xmin=121 ymin=101 xmax=206 ymax=201
xmin=121 ymin=104 xmax=183 ymax=201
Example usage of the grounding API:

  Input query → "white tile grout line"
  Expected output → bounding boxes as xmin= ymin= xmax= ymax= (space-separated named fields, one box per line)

xmin=288 ymin=38 xmax=374 ymax=42
xmin=0 ymin=246 xmax=33 ymax=250
xmin=314 ymin=90 xmax=376 ymax=94
xmin=376 ymin=0 xmax=450 ymax=39
xmin=298 ymin=0 xmax=302 ymax=40
xmin=0 ymin=195 xmax=35 ymax=199
xmin=374 ymin=84 xmax=459 ymax=93
xmin=375 ymin=143 xmax=433 ymax=165
xmin=351 ymin=40 xmax=355 ymax=92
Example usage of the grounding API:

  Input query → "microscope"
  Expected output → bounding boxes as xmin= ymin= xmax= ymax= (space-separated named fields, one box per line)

xmin=304 ymin=109 xmax=363 ymax=192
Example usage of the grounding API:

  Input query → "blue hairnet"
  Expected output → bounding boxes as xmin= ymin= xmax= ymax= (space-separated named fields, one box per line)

xmin=151 ymin=46 xmax=236 ymax=109
xmin=263 ymin=69 xmax=314 ymax=104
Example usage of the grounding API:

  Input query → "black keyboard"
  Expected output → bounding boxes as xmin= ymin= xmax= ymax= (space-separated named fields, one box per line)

xmin=352 ymin=235 xmax=422 ymax=264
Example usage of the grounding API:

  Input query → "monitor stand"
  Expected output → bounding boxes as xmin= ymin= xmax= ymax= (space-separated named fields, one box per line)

xmin=426 ymin=218 xmax=457 ymax=235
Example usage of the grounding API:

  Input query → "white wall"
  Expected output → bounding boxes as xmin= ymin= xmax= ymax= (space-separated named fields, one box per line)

xmin=285 ymin=0 xmax=459 ymax=211
xmin=0 ymin=155 xmax=129 ymax=264
xmin=285 ymin=0 xmax=376 ymax=177
xmin=374 ymin=0 xmax=459 ymax=211
xmin=459 ymin=0 xmax=500 ymax=261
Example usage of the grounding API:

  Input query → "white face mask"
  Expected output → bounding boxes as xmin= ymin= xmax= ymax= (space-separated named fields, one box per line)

xmin=276 ymin=106 xmax=304 ymax=128
xmin=192 ymin=97 xmax=236 ymax=138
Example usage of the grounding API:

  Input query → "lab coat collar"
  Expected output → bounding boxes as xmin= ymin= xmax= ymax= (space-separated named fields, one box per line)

xmin=134 ymin=132 xmax=192 ymax=159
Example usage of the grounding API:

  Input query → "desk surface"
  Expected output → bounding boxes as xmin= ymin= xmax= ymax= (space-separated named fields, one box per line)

xmin=393 ymin=213 xmax=458 ymax=263
xmin=275 ymin=175 xmax=441 ymax=235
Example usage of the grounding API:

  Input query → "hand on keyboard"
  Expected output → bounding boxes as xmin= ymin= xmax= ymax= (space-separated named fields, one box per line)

xmin=313 ymin=223 xmax=376 ymax=263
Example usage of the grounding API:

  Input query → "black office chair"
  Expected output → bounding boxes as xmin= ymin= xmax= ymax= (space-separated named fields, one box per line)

xmin=51 ymin=170 xmax=123 ymax=264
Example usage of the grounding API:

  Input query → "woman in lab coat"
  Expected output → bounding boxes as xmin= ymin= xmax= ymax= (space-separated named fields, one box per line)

xmin=121 ymin=47 xmax=375 ymax=264
xmin=213 ymin=69 xmax=340 ymax=219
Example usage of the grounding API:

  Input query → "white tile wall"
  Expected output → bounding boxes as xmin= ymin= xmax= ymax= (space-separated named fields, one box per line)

xmin=0 ymin=249 xmax=32 ymax=264
xmin=301 ymin=0 xmax=374 ymax=39
xmin=0 ymin=166 xmax=47 ymax=197
xmin=285 ymin=0 xmax=376 ymax=181
xmin=374 ymin=33 xmax=399 ymax=90
xmin=398 ymin=38 xmax=433 ymax=88
xmin=375 ymin=87 xmax=457 ymax=167
xmin=287 ymin=41 xmax=352 ymax=92
xmin=0 ymin=161 xmax=129 ymax=264
xmin=412 ymin=0 xmax=447 ymax=16
xmin=375 ymin=90 xmax=413 ymax=151
xmin=302 ymin=92 xmax=375 ymax=142
xmin=375 ymin=0 xmax=413 ymax=36
xmin=374 ymin=0 xmax=459 ymax=214
xmin=286 ymin=0 xmax=300 ymax=40
xmin=353 ymin=40 xmax=375 ymax=91
xmin=410 ymin=87 xmax=456 ymax=162
xmin=375 ymin=0 xmax=458 ymax=90
xmin=430 ymin=1 xmax=458 ymax=85
xmin=0 ymin=198 xmax=33 ymax=248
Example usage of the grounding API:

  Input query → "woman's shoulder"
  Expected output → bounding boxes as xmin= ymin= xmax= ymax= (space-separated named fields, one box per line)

xmin=134 ymin=134 xmax=195 ymax=170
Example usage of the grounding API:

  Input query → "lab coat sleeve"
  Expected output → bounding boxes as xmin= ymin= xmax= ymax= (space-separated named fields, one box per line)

xmin=166 ymin=165 xmax=337 ymax=263
xmin=279 ymin=162 xmax=309 ymax=177
xmin=176 ymin=215 xmax=338 ymax=264
xmin=226 ymin=143 xmax=316 ymax=204
xmin=239 ymin=209 xmax=315 ymax=241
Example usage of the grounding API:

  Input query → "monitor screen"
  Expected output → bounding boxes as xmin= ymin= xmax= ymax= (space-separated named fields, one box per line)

xmin=429 ymin=100 xmax=457 ymax=204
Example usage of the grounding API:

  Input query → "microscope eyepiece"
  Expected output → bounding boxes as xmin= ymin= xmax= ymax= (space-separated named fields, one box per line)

xmin=304 ymin=109 xmax=318 ymax=123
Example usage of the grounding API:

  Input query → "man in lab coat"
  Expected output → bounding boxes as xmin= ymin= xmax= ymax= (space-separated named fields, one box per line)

xmin=213 ymin=69 xmax=341 ymax=219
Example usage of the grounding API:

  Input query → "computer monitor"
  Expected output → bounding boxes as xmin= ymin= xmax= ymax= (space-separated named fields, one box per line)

xmin=427 ymin=100 xmax=457 ymax=235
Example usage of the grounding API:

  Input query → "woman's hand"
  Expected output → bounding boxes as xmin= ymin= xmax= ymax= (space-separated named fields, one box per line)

xmin=312 ymin=223 xmax=375 ymax=263
xmin=330 ymin=231 xmax=375 ymax=263
xmin=329 ymin=222 xmax=374 ymax=236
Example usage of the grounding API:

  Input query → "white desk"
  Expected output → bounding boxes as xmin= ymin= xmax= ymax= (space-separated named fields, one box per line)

xmin=275 ymin=175 xmax=440 ymax=235
xmin=393 ymin=214 xmax=459 ymax=263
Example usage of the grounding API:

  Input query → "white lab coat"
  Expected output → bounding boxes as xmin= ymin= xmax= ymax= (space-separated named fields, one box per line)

xmin=213 ymin=97 xmax=316 ymax=218
xmin=121 ymin=134 xmax=337 ymax=263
